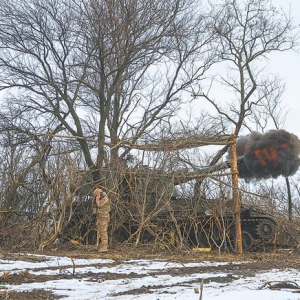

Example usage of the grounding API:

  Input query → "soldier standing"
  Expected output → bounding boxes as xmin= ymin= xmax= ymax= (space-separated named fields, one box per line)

xmin=93 ymin=186 xmax=111 ymax=252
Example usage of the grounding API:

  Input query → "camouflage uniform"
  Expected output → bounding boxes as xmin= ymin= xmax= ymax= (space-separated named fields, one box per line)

xmin=93 ymin=187 xmax=111 ymax=252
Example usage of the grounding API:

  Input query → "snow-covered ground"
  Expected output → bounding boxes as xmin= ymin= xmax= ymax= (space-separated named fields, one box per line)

xmin=0 ymin=253 xmax=300 ymax=299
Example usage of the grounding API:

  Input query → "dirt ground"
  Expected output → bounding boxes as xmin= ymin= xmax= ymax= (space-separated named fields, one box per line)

xmin=1 ymin=244 xmax=300 ymax=300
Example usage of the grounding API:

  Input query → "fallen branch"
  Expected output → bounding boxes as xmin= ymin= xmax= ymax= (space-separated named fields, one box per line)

xmin=259 ymin=281 xmax=300 ymax=291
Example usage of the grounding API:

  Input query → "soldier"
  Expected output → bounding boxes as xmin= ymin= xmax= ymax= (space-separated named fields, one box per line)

xmin=93 ymin=186 xmax=111 ymax=252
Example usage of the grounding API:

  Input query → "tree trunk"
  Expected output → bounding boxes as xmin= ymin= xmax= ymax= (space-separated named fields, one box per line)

xmin=230 ymin=135 xmax=242 ymax=254
xmin=286 ymin=177 xmax=292 ymax=221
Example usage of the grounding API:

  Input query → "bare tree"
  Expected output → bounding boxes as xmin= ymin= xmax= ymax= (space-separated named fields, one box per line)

xmin=0 ymin=0 xmax=217 ymax=186
xmin=192 ymin=0 xmax=297 ymax=199
xmin=0 ymin=0 xmax=219 ymax=250
xmin=196 ymin=0 xmax=297 ymax=163
xmin=191 ymin=0 xmax=298 ymax=252
xmin=0 ymin=0 xmax=298 ymax=252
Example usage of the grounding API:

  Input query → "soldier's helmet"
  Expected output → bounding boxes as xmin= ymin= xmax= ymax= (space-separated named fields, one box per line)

xmin=93 ymin=187 xmax=102 ymax=196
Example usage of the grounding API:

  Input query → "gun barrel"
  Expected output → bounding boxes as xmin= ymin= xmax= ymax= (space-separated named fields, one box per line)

xmin=173 ymin=156 xmax=244 ymax=185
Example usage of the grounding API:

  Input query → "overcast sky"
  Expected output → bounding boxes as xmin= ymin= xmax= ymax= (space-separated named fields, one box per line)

xmin=268 ymin=0 xmax=300 ymax=137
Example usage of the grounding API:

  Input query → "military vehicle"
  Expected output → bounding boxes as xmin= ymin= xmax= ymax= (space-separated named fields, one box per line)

xmin=114 ymin=195 xmax=278 ymax=251
xmin=234 ymin=205 xmax=277 ymax=250
xmin=63 ymin=166 xmax=278 ymax=252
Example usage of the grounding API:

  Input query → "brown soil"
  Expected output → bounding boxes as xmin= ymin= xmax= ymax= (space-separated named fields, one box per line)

xmin=1 ymin=245 xmax=300 ymax=300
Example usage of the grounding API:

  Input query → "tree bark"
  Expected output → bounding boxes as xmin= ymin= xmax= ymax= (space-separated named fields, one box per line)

xmin=286 ymin=177 xmax=292 ymax=221
xmin=230 ymin=135 xmax=242 ymax=254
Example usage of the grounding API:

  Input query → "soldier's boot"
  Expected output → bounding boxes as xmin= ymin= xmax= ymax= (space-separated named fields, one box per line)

xmin=99 ymin=241 xmax=108 ymax=252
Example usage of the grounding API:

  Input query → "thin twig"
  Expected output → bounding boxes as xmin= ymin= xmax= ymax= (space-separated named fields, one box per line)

xmin=70 ymin=257 xmax=76 ymax=276
xmin=199 ymin=278 xmax=204 ymax=300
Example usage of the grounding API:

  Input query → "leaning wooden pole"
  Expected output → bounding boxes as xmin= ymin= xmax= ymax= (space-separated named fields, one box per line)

xmin=230 ymin=134 xmax=242 ymax=254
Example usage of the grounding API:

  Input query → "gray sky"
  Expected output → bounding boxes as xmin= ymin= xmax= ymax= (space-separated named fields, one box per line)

xmin=269 ymin=0 xmax=300 ymax=137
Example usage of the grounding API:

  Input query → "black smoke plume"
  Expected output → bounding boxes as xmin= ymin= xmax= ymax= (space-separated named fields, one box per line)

xmin=232 ymin=130 xmax=300 ymax=180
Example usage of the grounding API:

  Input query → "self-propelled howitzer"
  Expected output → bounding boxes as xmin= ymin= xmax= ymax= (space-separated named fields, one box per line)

xmin=151 ymin=197 xmax=277 ymax=251
xmin=63 ymin=162 xmax=277 ymax=251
